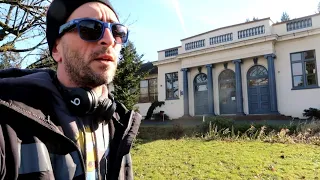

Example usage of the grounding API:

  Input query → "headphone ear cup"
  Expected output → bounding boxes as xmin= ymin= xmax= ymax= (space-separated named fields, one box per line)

xmin=63 ymin=87 xmax=99 ymax=115
xmin=66 ymin=88 xmax=93 ymax=114
xmin=104 ymin=101 xmax=116 ymax=121
xmin=100 ymin=94 xmax=116 ymax=121
xmin=53 ymin=75 xmax=99 ymax=115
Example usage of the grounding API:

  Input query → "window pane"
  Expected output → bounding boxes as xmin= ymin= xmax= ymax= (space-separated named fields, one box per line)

xmin=195 ymin=74 xmax=207 ymax=83
xmin=166 ymin=73 xmax=172 ymax=80
xmin=149 ymin=79 xmax=157 ymax=87
xmin=173 ymin=79 xmax=178 ymax=89
xmin=166 ymin=80 xmax=172 ymax=89
xmin=149 ymin=79 xmax=157 ymax=94
xmin=173 ymin=79 xmax=179 ymax=98
xmin=149 ymin=94 xmax=158 ymax=102
xmin=257 ymin=78 xmax=268 ymax=86
xmin=174 ymin=89 xmax=179 ymax=98
xmin=292 ymin=63 xmax=302 ymax=75
xmin=304 ymin=50 xmax=315 ymax=60
xmin=149 ymin=86 xmax=157 ymax=94
xmin=249 ymin=66 xmax=268 ymax=78
xmin=219 ymin=70 xmax=235 ymax=81
xmin=291 ymin=53 xmax=301 ymax=62
xmin=140 ymin=87 xmax=148 ymax=95
xmin=293 ymin=76 xmax=304 ymax=87
xmin=307 ymin=74 xmax=317 ymax=86
xmin=173 ymin=72 xmax=178 ymax=79
xmin=196 ymin=84 xmax=208 ymax=91
xmin=166 ymin=72 xmax=179 ymax=99
xmin=305 ymin=61 xmax=316 ymax=74
xmin=139 ymin=95 xmax=149 ymax=103
xmin=140 ymin=80 xmax=148 ymax=88
xmin=166 ymin=89 xmax=173 ymax=99
xmin=220 ymin=82 xmax=235 ymax=89
xmin=249 ymin=78 xmax=268 ymax=86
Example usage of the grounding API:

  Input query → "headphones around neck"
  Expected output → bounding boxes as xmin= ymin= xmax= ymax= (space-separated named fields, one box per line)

xmin=53 ymin=75 xmax=116 ymax=121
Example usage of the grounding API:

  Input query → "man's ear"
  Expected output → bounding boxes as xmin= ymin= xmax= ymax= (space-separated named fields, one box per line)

xmin=52 ymin=39 xmax=62 ymax=63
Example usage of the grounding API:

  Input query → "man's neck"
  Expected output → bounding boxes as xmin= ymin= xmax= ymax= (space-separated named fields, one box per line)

xmin=56 ymin=71 xmax=108 ymax=98
xmin=92 ymin=85 xmax=108 ymax=99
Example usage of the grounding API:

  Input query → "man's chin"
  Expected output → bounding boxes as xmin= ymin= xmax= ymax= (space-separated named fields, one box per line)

xmin=89 ymin=64 xmax=116 ymax=82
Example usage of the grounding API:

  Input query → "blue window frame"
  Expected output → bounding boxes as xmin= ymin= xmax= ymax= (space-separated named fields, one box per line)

xmin=290 ymin=50 xmax=319 ymax=90
xmin=165 ymin=72 xmax=179 ymax=99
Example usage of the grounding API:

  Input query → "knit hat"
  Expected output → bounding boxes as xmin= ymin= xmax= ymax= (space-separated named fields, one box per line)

xmin=46 ymin=0 xmax=118 ymax=56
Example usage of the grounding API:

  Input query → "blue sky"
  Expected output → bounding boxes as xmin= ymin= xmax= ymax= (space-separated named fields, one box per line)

xmin=109 ymin=0 xmax=320 ymax=63
xmin=18 ymin=0 xmax=320 ymax=67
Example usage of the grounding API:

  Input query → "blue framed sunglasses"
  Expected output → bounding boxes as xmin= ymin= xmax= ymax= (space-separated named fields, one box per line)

xmin=59 ymin=18 xmax=129 ymax=44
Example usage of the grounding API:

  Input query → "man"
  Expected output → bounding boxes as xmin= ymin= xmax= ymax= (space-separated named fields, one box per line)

xmin=0 ymin=0 xmax=141 ymax=179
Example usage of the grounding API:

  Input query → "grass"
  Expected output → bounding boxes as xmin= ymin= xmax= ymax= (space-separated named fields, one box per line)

xmin=131 ymin=139 xmax=320 ymax=180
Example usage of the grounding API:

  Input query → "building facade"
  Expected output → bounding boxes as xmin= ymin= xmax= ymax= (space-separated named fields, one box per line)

xmin=144 ymin=13 xmax=320 ymax=119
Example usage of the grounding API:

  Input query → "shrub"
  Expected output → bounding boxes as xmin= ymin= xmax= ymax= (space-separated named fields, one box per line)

xmin=298 ymin=120 xmax=320 ymax=136
xmin=303 ymin=107 xmax=320 ymax=121
xmin=144 ymin=101 xmax=165 ymax=120
xmin=201 ymin=116 xmax=234 ymax=133
xmin=137 ymin=118 xmax=320 ymax=146
xmin=168 ymin=123 xmax=185 ymax=139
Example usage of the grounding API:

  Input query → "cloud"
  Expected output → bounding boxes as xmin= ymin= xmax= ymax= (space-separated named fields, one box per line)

xmin=171 ymin=0 xmax=187 ymax=36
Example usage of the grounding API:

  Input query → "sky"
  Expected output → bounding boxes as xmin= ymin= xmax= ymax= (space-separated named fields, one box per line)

xmin=108 ymin=0 xmax=320 ymax=63
xmin=16 ymin=0 xmax=320 ymax=67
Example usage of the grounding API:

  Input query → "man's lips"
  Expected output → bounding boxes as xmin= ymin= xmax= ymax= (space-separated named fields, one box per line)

xmin=94 ymin=55 xmax=114 ymax=62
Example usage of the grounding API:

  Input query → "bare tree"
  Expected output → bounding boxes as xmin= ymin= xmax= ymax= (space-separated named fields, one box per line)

xmin=26 ymin=48 xmax=56 ymax=70
xmin=0 ymin=0 xmax=50 ymax=56
xmin=0 ymin=51 xmax=21 ymax=69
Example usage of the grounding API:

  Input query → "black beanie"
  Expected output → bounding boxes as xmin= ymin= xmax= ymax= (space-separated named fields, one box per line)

xmin=46 ymin=0 xmax=118 ymax=56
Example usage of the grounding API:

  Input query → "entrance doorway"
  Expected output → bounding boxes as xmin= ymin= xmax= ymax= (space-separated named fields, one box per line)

xmin=194 ymin=73 xmax=208 ymax=115
xmin=247 ymin=65 xmax=271 ymax=114
xmin=219 ymin=69 xmax=237 ymax=114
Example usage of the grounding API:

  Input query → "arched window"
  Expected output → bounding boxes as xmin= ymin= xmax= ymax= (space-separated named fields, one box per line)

xmin=194 ymin=73 xmax=207 ymax=92
xmin=247 ymin=65 xmax=268 ymax=86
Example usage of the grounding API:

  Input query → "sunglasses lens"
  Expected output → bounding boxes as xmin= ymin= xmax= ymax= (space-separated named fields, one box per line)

xmin=112 ymin=24 xmax=128 ymax=44
xmin=78 ymin=20 xmax=103 ymax=41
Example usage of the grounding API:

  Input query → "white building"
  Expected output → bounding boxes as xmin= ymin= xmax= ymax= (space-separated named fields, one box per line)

xmin=135 ymin=13 xmax=320 ymax=120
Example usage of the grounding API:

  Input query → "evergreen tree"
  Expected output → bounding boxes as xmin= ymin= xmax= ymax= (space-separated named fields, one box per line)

xmin=252 ymin=17 xmax=259 ymax=21
xmin=112 ymin=41 xmax=149 ymax=110
xmin=281 ymin=12 xmax=290 ymax=22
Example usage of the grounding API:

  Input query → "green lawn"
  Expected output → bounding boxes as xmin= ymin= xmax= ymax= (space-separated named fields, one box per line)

xmin=131 ymin=139 xmax=320 ymax=180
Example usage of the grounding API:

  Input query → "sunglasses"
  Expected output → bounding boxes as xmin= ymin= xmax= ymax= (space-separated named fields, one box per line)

xmin=58 ymin=18 xmax=129 ymax=44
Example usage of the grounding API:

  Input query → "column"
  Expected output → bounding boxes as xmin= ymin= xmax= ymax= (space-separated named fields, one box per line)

xmin=233 ymin=59 xmax=245 ymax=115
xmin=206 ymin=64 xmax=215 ymax=115
xmin=181 ymin=68 xmax=189 ymax=116
xmin=264 ymin=54 xmax=279 ymax=114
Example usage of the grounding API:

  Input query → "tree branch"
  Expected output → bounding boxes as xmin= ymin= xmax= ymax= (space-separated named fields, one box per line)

xmin=0 ymin=0 xmax=47 ymax=10
xmin=0 ymin=0 xmax=48 ymax=54
xmin=0 ymin=37 xmax=47 ymax=52
xmin=12 ymin=4 xmax=19 ymax=29
xmin=5 ymin=5 xmax=14 ymax=25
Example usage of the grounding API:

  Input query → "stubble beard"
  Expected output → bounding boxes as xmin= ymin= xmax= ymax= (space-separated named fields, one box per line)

xmin=63 ymin=44 xmax=117 ymax=88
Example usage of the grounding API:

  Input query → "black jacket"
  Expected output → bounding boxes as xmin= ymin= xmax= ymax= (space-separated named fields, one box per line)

xmin=0 ymin=68 xmax=141 ymax=180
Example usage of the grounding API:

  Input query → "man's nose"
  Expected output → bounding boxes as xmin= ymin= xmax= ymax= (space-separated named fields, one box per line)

xmin=98 ymin=28 xmax=114 ymax=46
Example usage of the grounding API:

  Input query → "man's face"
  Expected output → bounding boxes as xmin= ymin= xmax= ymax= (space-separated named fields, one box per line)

xmin=54 ymin=2 xmax=121 ymax=88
